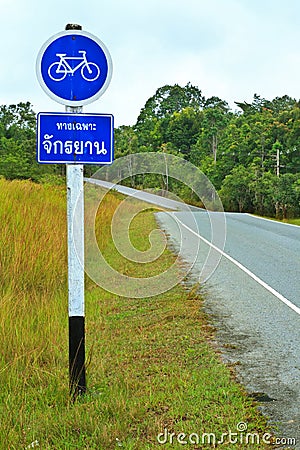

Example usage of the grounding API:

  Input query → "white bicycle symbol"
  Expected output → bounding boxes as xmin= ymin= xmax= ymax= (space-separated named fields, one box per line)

xmin=48 ymin=50 xmax=100 ymax=82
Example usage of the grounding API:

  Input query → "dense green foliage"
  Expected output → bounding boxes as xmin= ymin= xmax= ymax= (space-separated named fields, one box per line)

xmin=1 ymin=84 xmax=300 ymax=217
xmin=115 ymin=84 xmax=300 ymax=218
xmin=0 ymin=102 xmax=64 ymax=183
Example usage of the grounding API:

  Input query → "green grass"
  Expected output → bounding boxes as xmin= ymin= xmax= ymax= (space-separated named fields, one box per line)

xmin=0 ymin=179 xmax=273 ymax=449
xmin=285 ymin=218 xmax=300 ymax=226
xmin=252 ymin=213 xmax=300 ymax=226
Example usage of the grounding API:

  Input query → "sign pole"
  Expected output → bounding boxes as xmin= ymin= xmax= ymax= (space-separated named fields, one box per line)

xmin=65 ymin=23 xmax=86 ymax=399
xmin=66 ymin=105 xmax=86 ymax=399
xmin=36 ymin=22 xmax=113 ymax=400
xmin=65 ymin=12 xmax=86 ymax=393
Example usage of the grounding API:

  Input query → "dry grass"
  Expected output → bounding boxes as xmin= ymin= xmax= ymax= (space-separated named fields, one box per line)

xmin=0 ymin=179 xmax=272 ymax=449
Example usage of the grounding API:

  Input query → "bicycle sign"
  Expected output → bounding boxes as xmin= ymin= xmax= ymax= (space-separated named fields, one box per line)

xmin=36 ymin=30 xmax=112 ymax=106
xmin=48 ymin=50 xmax=100 ymax=82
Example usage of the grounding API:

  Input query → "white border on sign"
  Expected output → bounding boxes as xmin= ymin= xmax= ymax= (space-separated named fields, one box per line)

xmin=36 ymin=30 xmax=113 ymax=107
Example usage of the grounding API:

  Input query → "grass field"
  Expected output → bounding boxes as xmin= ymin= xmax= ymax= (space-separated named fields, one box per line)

xmin=282 ymin=218 xmax=300 ymax=226
xmin=252 ymin=214 xmax=300 ymax=226
xmin=0 ymin=179 xmax=273 ymax=449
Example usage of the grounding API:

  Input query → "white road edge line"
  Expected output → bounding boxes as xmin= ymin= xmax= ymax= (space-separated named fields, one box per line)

xmin=174 ymin=214 xmax=300 ymax=317
xmin=85 ymin=178 xmax=299 ymax=316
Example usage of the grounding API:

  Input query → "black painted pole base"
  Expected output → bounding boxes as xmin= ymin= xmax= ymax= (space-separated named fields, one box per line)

xmin=69 ymin=316 xmax=86 ymax=400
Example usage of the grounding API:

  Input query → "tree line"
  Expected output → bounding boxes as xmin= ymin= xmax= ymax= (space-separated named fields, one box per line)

xmin=0 ymin=102 xmax=64 ymax=183
xmin=1 ymin=84 xmax=300 ymax=217
xmin=115 ymin=83 xmax=300 ymax=218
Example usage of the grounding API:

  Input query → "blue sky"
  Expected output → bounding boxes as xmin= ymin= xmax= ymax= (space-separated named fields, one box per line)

xmin=1 ymin=0 xmax=300 ymax=126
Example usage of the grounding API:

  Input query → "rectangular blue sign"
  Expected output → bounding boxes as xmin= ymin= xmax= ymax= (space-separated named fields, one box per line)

xmin=37 ymin=112 xmax=114 ymax=164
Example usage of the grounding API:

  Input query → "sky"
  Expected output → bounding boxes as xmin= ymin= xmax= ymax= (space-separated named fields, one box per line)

xmin=1 ymin=0 xmax=300 ymax=127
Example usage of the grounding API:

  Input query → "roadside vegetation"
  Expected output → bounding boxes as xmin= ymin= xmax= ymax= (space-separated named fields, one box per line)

xmin=286 ymin=218 xmax=300 ymax=225
xmin=0 ymin=179 xmax=274 ymax=449
xmin=1 ymin=83 xmax=300 ymax=220
xmin=253 ymin=214 xmax=300 ymax=226
xmin=116 ymin=85 xmax=300 ymax=220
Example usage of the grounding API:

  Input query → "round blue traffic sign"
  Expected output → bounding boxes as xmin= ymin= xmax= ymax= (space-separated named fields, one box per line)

xmin=36 ymin=30 xmax=112 ymax=106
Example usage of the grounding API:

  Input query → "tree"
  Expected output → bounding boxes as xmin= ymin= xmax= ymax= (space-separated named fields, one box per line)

xmin=114 ymin=125 xmax=138 ymax=158
xmin=273 ymin=173 xmax=299 ymax=219
xmin=235 ymin=93 xmax=270 ymax=114
xmin=194 ymin=97 xmax=230 ymax=165
xmin=0 ymin=102 xmax=58 ymax=181
xmin=219 ymin=165 xmax=254 ymax=212
xmin=135 ymin=83 xmax=204 ymax=150
xmin=164 ymin=107 xmax=202 ymax=158
xmin=136 ymin=83 xmax=204 ymax=122
xmin=0 ymin=102 xmax=36 ymax=139
xmin=249 ymin=169 xmax=277 ymax=216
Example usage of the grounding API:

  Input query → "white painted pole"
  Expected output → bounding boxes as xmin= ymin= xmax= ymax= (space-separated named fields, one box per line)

xmin=66 ymin=91 xmax=86 ymax=397
xmin=67 ymin=162 xmax=86 ymax=397
xmin=66 ymin=152 xmax=85 ymax=318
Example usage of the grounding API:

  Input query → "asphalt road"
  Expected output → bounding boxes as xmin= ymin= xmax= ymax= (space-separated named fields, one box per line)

xmin=86 ymin=178 xmax=300 ymax=447
xmin=156 ymin=210 xmax=300 ymax=448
